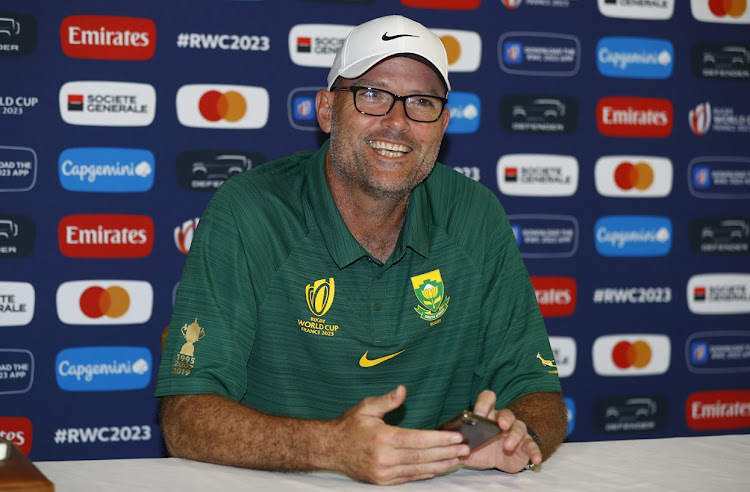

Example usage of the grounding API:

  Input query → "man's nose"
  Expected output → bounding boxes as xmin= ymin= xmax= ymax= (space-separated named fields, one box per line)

xmin=381 ymin=99 xmax=410 ymax=130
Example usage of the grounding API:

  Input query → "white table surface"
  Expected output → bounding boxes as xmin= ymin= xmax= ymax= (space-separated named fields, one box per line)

xmin=35 ymin=434 xmax=750 ymax=491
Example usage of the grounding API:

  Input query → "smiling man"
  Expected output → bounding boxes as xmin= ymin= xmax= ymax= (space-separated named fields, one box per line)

xmin=156 ymin=15 xmax=566 ymax=486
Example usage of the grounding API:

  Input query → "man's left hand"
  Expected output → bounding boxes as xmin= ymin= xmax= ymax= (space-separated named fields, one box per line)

xmin=459 ymin=390 xmax=541 ymax=473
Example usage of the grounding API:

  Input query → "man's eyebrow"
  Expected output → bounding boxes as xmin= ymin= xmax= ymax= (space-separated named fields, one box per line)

xmin=351 ymin=79 xmax=443 ymax=96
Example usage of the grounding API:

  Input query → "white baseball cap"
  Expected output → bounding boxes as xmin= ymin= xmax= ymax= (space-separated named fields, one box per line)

xmin=327 ymin=15 xmax=450 ymax=92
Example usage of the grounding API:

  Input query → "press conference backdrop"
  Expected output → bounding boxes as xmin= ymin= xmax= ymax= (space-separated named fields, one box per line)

xmin=2 ymin=0 xmax=749 ymax=461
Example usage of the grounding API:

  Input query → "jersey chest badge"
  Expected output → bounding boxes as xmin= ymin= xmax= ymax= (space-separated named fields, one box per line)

xmin=410 ymin=269 xmax=450 ymax=323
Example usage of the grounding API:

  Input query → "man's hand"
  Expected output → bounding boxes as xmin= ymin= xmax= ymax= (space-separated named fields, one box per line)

xmin=328 ymin=385 xmax=470 ymax=485
xmin=459 ymin=390 xmax=542 ymax=473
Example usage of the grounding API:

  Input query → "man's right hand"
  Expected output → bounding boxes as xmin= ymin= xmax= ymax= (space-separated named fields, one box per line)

xmin=326 ymin=385 xmax=470 ymax=485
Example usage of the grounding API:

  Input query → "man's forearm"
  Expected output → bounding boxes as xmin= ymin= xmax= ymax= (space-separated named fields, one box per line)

xmin=160 ymin=394 xmax=339 ymax=472
xmin=506 ymin=391 xmax=567 ymax=461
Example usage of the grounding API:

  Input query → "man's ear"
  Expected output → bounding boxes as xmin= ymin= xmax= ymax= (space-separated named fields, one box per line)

xmin=316 ymin=89 xmax=334 ymax=134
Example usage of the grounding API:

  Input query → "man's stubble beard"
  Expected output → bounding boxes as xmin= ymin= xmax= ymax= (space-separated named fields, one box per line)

xmin=327 ymin=106 xmax=442 ymax=201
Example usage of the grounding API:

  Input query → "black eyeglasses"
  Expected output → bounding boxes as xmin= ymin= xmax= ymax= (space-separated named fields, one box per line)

xmin=332 ymin=86 xmax=448 ymax=123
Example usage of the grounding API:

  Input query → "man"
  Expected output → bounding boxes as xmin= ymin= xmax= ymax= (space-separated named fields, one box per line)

xmin=156 ymin=15 xmax=567 ymax=485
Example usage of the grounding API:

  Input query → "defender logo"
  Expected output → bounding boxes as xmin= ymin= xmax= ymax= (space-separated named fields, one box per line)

xmin=691 ymin=43 xmax=750 ymax=80
xmin=411 ymin=269 xmax=450 ymax=322
xmin=0 ymin=13 xmax=37 ymax=56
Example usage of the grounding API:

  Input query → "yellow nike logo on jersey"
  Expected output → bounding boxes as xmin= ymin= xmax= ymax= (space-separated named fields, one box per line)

xmin=359 ymin=349 xmax=405 ymax=367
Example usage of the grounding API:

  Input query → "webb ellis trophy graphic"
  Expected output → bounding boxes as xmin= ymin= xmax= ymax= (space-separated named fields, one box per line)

xmin=180 ymin=318 xmax=205 ymax=357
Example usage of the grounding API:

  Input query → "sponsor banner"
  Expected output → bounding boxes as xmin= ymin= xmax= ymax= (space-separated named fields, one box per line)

xmin=52 ymin=424 xmax=154 ymax=445
xmin=288 ymin=24 xmax=353 ymax=68
xmin=431 ymin=29 xmax=481 ymax=73
xmin=687 ymin=273 xmax=750 ymax=315
xmin=175 ymin=218 xmax=200 ymax=254
xmin=549 ymin=336 xmax=576 ymax=378
xmin=689 ymin=157 xmax=750 ymax=199
xmin=687 ymin=331 xmax=750 ymax=374
xmin=288 ymin=87 xmax=320 ymax=131
xmin=691 ymin=0 xmax=750 ymax=24
xmin=691 ymin=43 xmax=750 ymax=81
xmin=499 ymin=95 xmax=577 ymax=134
xmin=592 ymin=334 xmax=671 ymax=376
xmin=597 ymin=0 xmax=675 ymax=20
xmin=508 ymin=214 xmax=578 ymax=258
xmin=596 ymin=37 xmax=673 ymax=79
xmin=56 ymin=280 xmax=153 ymax=325
xmin=0 ymin=146 xmax=36 ymax=192
xmin=531 ymin=276 xmax=577 ymax=317
xmin=0 ymin=281 xmax=34 ymax=326
xmin=446 ymin=91 xmax=480 ymax=134
xmin=499 ymin=32 xmax=580 ymax=76
xmin=502 ymin=0 xmax=579 ymax=9
xmin=177 ymin=150 xmax=264 ymax=191
xmin=176 ymin=84 xmax=269 ymax=129
xmin=689 ymin=101 xmax=750 ymax=135
xmin=0 ymin=214 xmax=34 ymax=257
xmin=0 ymin=416 xmax=32 ymax=455
xmin=594 ymin=395 xmax=668 ymax=434
xmin=0 ymin=13 xmax=37 ymax=56
xmin=59 ymin=81 xmax=156 ymax=127
xmin=565 ymin=397 xmax=576 ymax=436
xmin=58 ymin=214 xmax=154 ymax=258
xmin=594 ymin=216 xmax=672 ymax=257
xmin=594 ymin=156 xmax=672 ymax=198
xmin=686 ymin=390 xmax=750 ymax=430
xmin=496 ymin=154 xmax=578 ymax=197
xmin=60 ymin=15 xmax=156 ymax=60
xmin=592 ymin=286 xmax=672 ymax=305
xmin=0 ymin=349 xmax=34 ymax=394
xmin=55 ymin=346 xmax=152 ymax=391
xmin=58 ymin=148 xmax=154 ymax=193
xmin=597 ymin=96 xmax=673 ymax=138
xmin=690 ymin=217 xmax=750 ymax=254
xmin=400 ymin=0 xmax=480 ymax=8
xmin=175 ymin=32 xmax=269 ymax=52
xmin=0 ymin=95 xmax=39 ymax=117
xmin=452 ymin=166 xmax=480 ymax=181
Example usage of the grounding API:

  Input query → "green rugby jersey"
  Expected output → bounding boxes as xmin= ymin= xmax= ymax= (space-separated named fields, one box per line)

xmin=155 ymin=140 xmax=560 ymax=429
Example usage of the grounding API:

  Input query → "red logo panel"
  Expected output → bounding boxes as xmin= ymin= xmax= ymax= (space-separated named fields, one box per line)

xmin=597 ymin=97 xmax=673 ymax=138
xmin=60 ymin=15 xmax=156 ymax=60
xmin=686 ymin=390 xmax=750 ymax=430
xmin=0 ymin=417 xmax=32 ymax=456
xmin=531 ymin=276 xmax=577 ymax=317
xmin=58 ymin=214 xmax=154 ymax=258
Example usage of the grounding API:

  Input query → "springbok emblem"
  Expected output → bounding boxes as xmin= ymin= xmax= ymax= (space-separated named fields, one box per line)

xmin=536 ymin=352 xmax=557 ymax=368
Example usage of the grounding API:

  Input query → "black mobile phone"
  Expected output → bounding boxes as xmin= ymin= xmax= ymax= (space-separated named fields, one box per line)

xmin=438 ymin=410 xmax=501 ymax=451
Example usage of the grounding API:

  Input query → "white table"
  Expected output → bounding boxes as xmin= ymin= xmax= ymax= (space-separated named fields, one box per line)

xmin=36 ymin=434 xmax=750 ymax=491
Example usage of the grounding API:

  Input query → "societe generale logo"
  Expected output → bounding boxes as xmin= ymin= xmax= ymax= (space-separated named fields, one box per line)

xmin=288 ymin=24 xmax=353 ymax=68
xmin=176 ymin=84 xmax=269 ymax=129
xmin=58 ymin=214 xmax=154 ymax=258
xmin=598 ymin=0 xmax=675 ymax=20
xmin=686 ymin=390 xmax=750 ymax=430
xmin=594 ymin=156 xmax=673 ymax=198
xmin=531 ymin=276 xmax=577 ymax=317
xmin=593 ymin=334 xmax=671 ymax=376
xmin=687 ymin=273 xmax=750 ymax=314
xmin=597 ymin=97 xmax=673 ymax=138
xmin=59 ymin=81 xmax=156 ymax=127
xmin=496 ymin=154 xmax=579 ymax=197
xmin=56 ymin=280 xmax=153 ymax=325
xmin=690 ymin=0 xmax=750 ymax=24
xmin=0 ymin=416 xmax=32 ymax=456
xmin=60 ymin=15 xmax=156 ymax=60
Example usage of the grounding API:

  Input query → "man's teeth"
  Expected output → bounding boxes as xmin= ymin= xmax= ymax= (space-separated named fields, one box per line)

xmin=369 ymin=141 xmax=411 ymax=157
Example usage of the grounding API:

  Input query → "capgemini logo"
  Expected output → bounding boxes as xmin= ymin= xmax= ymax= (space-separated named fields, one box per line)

xmin=689 ymin=102 xmax=712 ymax=136
xmin=174 ymin=218 xmax=200 ymax=255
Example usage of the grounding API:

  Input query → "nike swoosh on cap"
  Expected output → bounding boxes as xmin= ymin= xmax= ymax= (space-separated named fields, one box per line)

xmin=382 ymin=33 xmax=419 ymax=41
xmin=359 ymin=349 xmax=406 ymax=367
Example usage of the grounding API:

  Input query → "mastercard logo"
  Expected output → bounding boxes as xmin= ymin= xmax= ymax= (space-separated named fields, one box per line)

xmin=440 ymin=35 xmax=461 ymax=65
xmin=79 ymin=285 xmax=130 ymax=318
xmin=176 ymin=84 xmax=269 ymax=129
xmin=611 ymin=340 xmax=651 ymax=369
xmin=592 ymin=334 xmax=670 ymax=376
xmin=709 ymin=0 xmax=747 ymax=17
xmin=199 ymin=91 xmax=246 ymax=122
xmin=57 ymin=280 xmax=153 ymax=325
xmin=614 ymin=161 xmax=654 ymax=191
xmin=432 ymin=29 xmax=481 ymax=72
